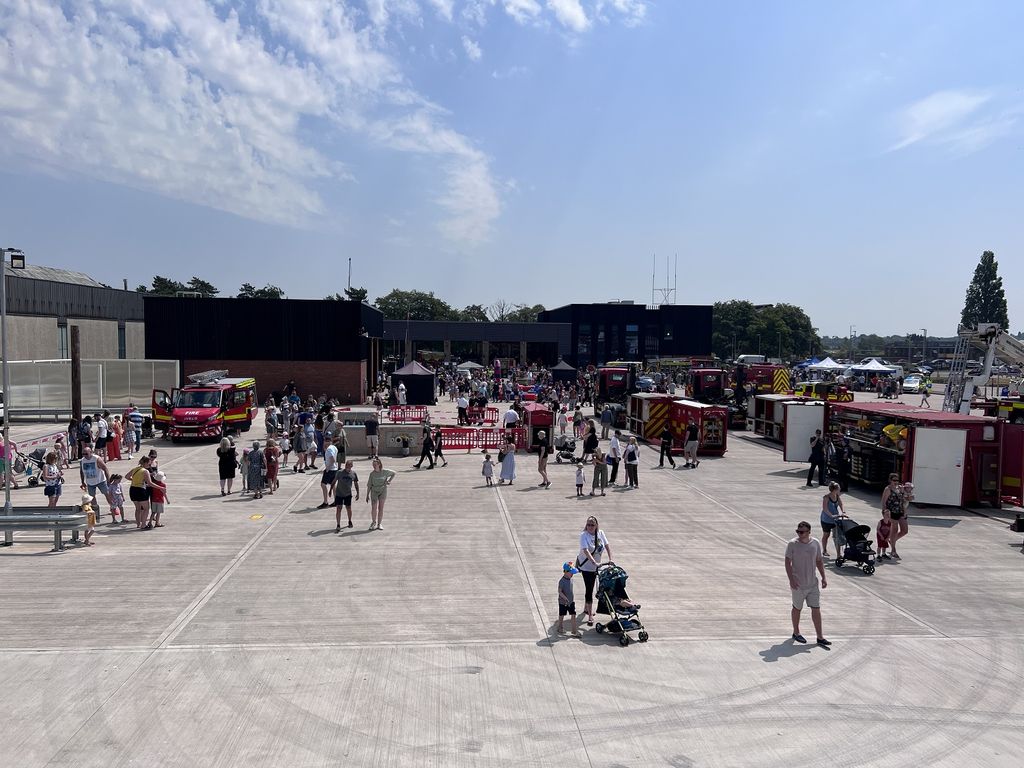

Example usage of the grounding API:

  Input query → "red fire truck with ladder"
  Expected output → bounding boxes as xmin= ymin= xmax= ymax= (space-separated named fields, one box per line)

xmin=153 ymin=370 xmax=258 ymax=441
xmin=942 ymin=324 xmax=1024 ymax=421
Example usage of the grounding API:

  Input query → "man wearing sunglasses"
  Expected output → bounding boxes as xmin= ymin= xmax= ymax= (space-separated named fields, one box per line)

xmin=785 ymin=522 xmax=831 ymax=647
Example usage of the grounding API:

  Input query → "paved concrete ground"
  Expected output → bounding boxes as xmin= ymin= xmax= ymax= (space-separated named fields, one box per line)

xmin=1 ymin=404 xmax=1022 ymax=768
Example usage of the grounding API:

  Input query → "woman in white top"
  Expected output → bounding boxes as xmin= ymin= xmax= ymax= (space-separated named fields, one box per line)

xmin=624 ymin=436 xmax=640 ymax=488
xmin=578 ymin=515 xmax=613 ymax=626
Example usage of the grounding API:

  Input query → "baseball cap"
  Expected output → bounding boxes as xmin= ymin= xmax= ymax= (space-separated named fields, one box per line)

xmin=562 ymin=562 xmax=579 ymax=574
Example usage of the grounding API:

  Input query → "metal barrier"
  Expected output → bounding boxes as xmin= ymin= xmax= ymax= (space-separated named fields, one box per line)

xmin=440 ymin=427 xmax=526 ymax=453
xmin=466 ymin=406 xmax=499 ymax=425
xmin=0 ymin=506 xmax=88 ymax=551
xmin=386 ymin=406 xmax=429 ymax=424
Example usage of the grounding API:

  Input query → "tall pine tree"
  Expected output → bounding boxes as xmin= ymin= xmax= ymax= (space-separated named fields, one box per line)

xmin=961 ymin=251 xmax=1010 ymax=330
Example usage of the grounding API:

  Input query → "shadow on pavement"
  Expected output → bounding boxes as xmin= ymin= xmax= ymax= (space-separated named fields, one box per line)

xmin=759 ymin=639 xmax=816 ymax=662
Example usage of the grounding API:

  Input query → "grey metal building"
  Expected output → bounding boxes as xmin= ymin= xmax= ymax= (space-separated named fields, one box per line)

xmin=381 ymin=320 xmax=572 ymax=365
xmin=4 ymin=264 xmax=145 ymax=360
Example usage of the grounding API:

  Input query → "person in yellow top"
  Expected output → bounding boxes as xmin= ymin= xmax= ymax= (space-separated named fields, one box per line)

xmin=80 ymin=492 xmax=96 ymax=546
xmin=365 ymin=457 xmax=396 ymax=531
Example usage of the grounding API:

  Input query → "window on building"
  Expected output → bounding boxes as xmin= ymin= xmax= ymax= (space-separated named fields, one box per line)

xmin=57 ymin=323 xmax=69 ymax=359
xmin=645 ymin=324 xmax=659 ymax=357
xmin=577 ymin=323 xmax=591 ymax=356
xmin=597 ymin=325 xmax=606 ymax=356
xmin=626 ymin=324 xmax=639 ymax=357
xmin=117 ymin=324 xmax=127 ymax=359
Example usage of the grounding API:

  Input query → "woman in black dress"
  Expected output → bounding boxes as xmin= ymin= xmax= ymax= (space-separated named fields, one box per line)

xmin=217 ymin=437 xmax=238 ymax=496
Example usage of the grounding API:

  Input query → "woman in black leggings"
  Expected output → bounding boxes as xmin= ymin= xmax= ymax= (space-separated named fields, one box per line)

xmin=578 ymin=515 xmax=613 ymax=626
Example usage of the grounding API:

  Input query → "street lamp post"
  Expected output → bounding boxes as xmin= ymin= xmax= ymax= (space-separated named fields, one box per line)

xmin=921 ymin=328 xmax=927 ymax=362
xmin=849 ymin=325 xmax=856 ymax=360
xmin=2 ymin=248 xmax=26 ymax=546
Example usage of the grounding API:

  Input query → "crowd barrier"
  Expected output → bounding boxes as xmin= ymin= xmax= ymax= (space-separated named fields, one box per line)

xmin=465 ymin=406 xmax=499 ymax=425
xmin=385 ymin=405 xmax=429 ymax=424
xmin=440 ymin=427 xmax=527 ymax=453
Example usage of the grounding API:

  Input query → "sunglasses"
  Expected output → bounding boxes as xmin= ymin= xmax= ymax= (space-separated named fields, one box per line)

xmin=796 ymin=528 xmax=810 ymax=534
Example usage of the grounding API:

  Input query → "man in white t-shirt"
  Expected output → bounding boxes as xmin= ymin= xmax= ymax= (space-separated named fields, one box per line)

xmin=95 ymin=412 xmax=110 ymax=460
xmin=319 ymin=440 xmax=339 ymax=508
xmin=503 ymin=408 xmax=520 ymax=433
xmin=608 ymin=430 xmax=622 ymax=485
xmin=456 ymin=394 xmax=470 ymax=426
xmin=398 ymin=382 xmax=407 ymax=406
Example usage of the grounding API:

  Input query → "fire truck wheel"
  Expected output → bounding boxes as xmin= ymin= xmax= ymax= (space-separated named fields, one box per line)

xmin=242 ymin=421 xmax=252 ymax=433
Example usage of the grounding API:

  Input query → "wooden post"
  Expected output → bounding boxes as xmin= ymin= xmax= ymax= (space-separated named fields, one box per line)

xmin=70 ymin=325 xmax=82 ymax=421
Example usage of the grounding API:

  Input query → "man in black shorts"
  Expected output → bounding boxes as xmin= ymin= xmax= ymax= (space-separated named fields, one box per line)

xmin=334 ymin=460 xmax=359 ymax=532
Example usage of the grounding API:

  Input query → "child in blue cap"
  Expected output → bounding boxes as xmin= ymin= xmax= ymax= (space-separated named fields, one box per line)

xmin=557 ymin=562 xmax=581 ymax=637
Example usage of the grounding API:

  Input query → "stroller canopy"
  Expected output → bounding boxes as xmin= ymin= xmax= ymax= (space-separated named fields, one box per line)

xmin=839 ymin=518 xmax=870 ymax=540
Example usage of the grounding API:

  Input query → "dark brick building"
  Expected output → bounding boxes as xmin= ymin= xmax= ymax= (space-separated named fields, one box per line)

xmin=144 ymin=296 xmax=382 ymax=403
xmin=538 ymin=302 xmax=713 ymax=367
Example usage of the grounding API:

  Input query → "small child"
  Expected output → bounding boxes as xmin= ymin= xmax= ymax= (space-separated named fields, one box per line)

xmin=241 ymin=448 xmax=251 ymax=494
xmin=575 ymin=464 xmax=585 ymax=497
xmin=80 ymin=492 xmax=96 ymax=546
xmin=108 ymin=473 xmax=126 ymax=524
xmin=54 ymin=435 xmax=70 ymax=468
xmin=280 ymin=434 xmax=291 ymax=466
xmin=147 ymin=471 xmax=168 ymax=529
xmin=482 ymin=452 xmax=494 ymax=486
xmin=876 ymin=516 xmax=893 ymax=559
xmin=557 ymin=562 xmax=581 ymax=637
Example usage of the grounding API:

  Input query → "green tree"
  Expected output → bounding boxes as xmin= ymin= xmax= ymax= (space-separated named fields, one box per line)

xmin=506 ymin=303 xmax=545 ymax=323
xmin=136 ymin=275 xmax=187 ymax=295
xmin=457 ymin=304 xmax=490 ymax=322
xmin=238 ymin=283 xmax=284 ymax=299
xmin=186 ymin=276 xmax=219 ymax=297
xmin=961 ymin=250 xmax=1010 ymax=330
xmin=344 ymin=285 xmax=369 ymax=302
xmin=712 ymin=300 xmax=820 ymax=360
xmin=324 ymin=292 xmax=345 ymax=300
xmin=374 ymin=289 xmax=457 ymax=320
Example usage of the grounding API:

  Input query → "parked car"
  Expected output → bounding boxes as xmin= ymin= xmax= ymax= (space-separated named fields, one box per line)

xmin=912 ymin=365 xmax=933 ymax=375
xmin=902 ymin=374 xmax=924 ymax=394
xmin=636 ymin=376 xmax=656 ymax=392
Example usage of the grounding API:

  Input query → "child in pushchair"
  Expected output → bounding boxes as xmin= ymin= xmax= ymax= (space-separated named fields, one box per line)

xmin=594 ymin=563 xmax=649 ymax=646
xmin=553 ymin=433 xmax=576 ymax=463
xmin=834 ymin=518 xmax=876 ymax=575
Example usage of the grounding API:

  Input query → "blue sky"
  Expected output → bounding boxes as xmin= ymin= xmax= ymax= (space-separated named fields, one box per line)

xmin=1 ymin=1 xmax=1022 ymax=337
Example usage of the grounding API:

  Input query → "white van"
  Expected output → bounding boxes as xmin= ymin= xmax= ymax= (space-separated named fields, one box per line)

xmin=735 ymin=354 xmax=766 ymax=365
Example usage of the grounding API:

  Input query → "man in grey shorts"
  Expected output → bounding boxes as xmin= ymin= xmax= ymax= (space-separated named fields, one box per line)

xmin=785 ymin=521 xmax=830 ymax=647
xmin=333 ymin=460 xmax=360 ymax=533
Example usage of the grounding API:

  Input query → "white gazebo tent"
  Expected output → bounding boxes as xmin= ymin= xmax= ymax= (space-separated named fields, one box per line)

xmin=850 ymin=359 xmax=897 ymax=373
xmin=808 ymin=356 xmax=846 ymax=371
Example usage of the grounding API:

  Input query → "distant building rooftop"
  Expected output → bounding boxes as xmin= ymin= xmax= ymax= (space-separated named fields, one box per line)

xmin=9 ymin=263 xmax=107 ymax=288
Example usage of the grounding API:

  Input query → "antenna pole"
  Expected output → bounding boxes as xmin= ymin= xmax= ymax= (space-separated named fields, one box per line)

xmin=651 ymin=254 xmax=656 ymax=306
xmin=347 ymin=258 xmax=352 ymax=291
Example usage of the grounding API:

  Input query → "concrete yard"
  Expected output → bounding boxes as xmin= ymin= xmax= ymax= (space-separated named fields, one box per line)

xmin=1 ymin=406 xmax=1022 ymax=768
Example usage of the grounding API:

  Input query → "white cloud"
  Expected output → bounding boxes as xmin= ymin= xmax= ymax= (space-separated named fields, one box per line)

xmin=548 ymin=0 xmax=589 ymax=32
xmin=596 ymin=0 xmax=647 ymax=27
xmin=0 ymin=0 xmax=502 ymax=242
xmin=462 ymin=35 xmax=483 ymax=61
xmin=503 ymin=0 xmax=543 ymax=24
xmin=425 ymin=0 xmax=455 ymax=21
xmin=889 ymin=89 xmax=1019 ymax=155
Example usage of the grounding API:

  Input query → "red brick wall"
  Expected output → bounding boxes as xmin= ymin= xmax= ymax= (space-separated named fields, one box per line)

xmin=184 ymin=360 xmax=367 ymax=404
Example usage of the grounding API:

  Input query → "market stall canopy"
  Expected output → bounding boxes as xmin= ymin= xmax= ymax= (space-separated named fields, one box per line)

xmin=809 ymin=356 xmax=846 ymax=370
xmin=549 ymin=359 xmax=577 ymax=382
xmin=456 ymin=361 xmax=484 ymax=370
xmin=850 ymin=359 xmax=897 ymax=373
xmin=390 ymin=361 xmax=437 ymax=405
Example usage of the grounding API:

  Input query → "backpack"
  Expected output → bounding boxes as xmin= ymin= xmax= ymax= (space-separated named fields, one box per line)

xmin=77 ymin=423 xmax=92 ymax=441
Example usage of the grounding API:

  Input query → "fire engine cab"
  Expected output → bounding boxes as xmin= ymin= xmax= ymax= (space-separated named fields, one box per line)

xmin=152 ymin=370 xmax=258 ymax=441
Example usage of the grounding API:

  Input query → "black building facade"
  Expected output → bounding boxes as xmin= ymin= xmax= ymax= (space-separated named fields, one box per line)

xmin=381 ymin=319 xmax=571 ymax=366
xmin=538 ymin=303 xmax=713 ymax=367
xmin=144 ymin=296 xmax=383 ymax=402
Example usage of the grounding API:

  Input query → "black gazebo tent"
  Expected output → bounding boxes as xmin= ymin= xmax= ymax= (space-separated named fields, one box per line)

xmin=550 ymin=359 xmax=577 ymax=383
xmin=391 ymin=361 xmax=437 ymax=405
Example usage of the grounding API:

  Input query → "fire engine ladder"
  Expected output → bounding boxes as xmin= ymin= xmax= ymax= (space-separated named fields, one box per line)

xmin=187 ymin=369 xmax=229 ymax=386
xmin=941 ymin=332 xmax=974 ymax=412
